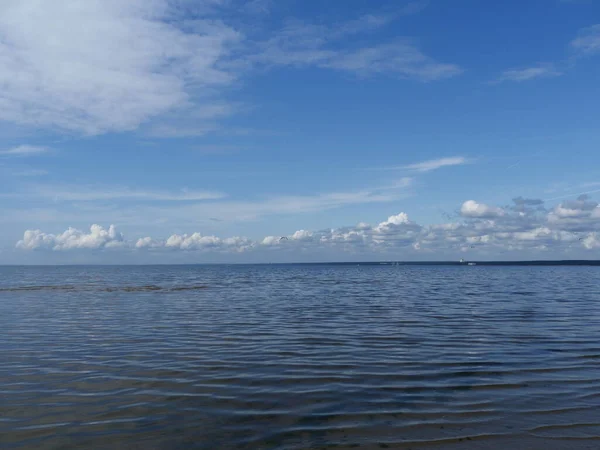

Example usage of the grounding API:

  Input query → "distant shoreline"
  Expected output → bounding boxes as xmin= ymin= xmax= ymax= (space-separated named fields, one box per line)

xmin=327 ymin=260 xmax=600 ymax=266
xmin=2 ymin=260 xmax=600 ymax=267
xmin=285 ymin=260 xmax=600 ymax=266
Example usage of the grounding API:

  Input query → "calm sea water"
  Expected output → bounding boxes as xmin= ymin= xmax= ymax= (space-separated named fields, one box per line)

xmin=1 ymin=264 xmax=600 ymax=449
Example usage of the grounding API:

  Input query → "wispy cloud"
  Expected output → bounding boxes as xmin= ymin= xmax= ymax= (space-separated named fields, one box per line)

xmin=241 ymin=0 xmax=272 ymax=15
xmin=0 ymin=0 xmax=457 ymax=137
xmin=571 ymin=24 xmax=600 ymax=55
xmin=493 ymin=64 xmax=561 ymax=83
xmin=130 ymin=177 xmax=414 ymax=224
xmin=0 ymin=0 xmax=240 ymax=135
xmin=144 ymin=102 xmax=247 ymax=138
xmin=259 ymin=178 xmax=413 ymax=216
xmin=376 ymin=156 xmax=469 ymax=172
xmin=494 ymin=24 xmax=600 ymax=83
xmin=320 ymin=42 xmax=463 ymax=81
xmin=10 ymin=185 xmax=227 ymax=202
xmin=544 ymin=188 xmax=600 ymax=202
xmin=0 ymin=145 xmax=50 ymax=157
xmin=1 ymin=178 xmax=414 ymax=227
xmin=249 ymin=7 xmax=462 ymax=82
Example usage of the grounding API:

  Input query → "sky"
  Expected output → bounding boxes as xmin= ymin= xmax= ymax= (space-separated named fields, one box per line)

xmin=1 ymin=0 xmax=600 ymax=264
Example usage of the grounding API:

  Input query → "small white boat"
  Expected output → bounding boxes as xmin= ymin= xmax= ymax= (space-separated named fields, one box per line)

xmin=468 ymin=262 xmax=476 ymax=266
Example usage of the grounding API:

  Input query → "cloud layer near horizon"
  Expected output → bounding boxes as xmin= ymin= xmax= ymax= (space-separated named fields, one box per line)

xmin=16 ymin=196 xmax=600 ymax=256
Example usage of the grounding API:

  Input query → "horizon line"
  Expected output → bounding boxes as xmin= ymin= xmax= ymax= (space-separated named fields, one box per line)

xmin=2 ymin=259 xmax=600 ymax=267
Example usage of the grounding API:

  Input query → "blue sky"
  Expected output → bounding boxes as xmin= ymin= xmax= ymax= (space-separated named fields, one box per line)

xmin=1 ymin=0 xmax=600 ymax=263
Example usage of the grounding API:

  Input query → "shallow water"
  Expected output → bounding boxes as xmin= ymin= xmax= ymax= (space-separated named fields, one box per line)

xmin=1 ymin=264 xmax=600 ymax=449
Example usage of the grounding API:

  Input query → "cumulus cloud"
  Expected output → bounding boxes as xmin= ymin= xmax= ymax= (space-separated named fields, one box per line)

xmin=137 ymin=232 xmax=255 ymax=252
xmin=581 ymin=233 xmax=600 ymax=249
xmin=17 ymin=224 xmax=125 ymax=250
xmin=291 ymin=230 xmax=314 ymax=241
xmin=460 ymin=200 xmax=505 ymax=218
xmin=16 ymin=195 xmax=600 ymax=257
xmin=547 ymin=195 xmax=600 ymax=231
xmin=134 ymin=237 xmax=164 ymax=249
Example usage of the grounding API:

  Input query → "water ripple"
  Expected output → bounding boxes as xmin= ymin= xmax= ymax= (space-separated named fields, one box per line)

xmin=1 ymin=264 xmax=600 ymax=449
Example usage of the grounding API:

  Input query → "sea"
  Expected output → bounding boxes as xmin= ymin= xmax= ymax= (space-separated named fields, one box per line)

xmin=1 ymin=264 xmax=600 ymax=449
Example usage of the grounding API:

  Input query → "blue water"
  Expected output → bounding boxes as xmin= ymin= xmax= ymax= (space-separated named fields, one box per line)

xmin=1 ymin=264 xmax=600 ymax=449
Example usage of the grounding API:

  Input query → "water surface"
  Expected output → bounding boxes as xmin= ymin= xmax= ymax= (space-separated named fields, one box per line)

xmin=1 ymin=265 xmax=600 ymax=449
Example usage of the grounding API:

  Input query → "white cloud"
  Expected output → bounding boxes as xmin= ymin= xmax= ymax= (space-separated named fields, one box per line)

xmin=137 ymin=232 xmax=254 ymax=252
xmin=398 ymin=156 xmax=469 ymax=172
xmin=261 ymin=236 xmax=281 ymax=246
xmin=547 ymin=195 xmax=600 ymax=231
xmin=581 ymin=233 xmax=600 ymax=249
xmin=371 ymin=213 xmax=422 ymax=247
xmin=319 ymin=42 xmax=462 ymax=81
xmin=0 ymin=0 xmax=240 ymax=135
xmin=16 ymin=194 xmax=600 ymax=256
xmin=291 ymin=229 xmax=313 ymax=241
xmin=460 ymin=200 xmax=505 ymax=218
xmin=251 ymin=12 xmax=462 ymax=82
xmin=494 ymin=24 xmax=600 ymax=84
xmin=0 ymin=0 xmax=461 ymax=136
xmin=0 ymin=145 xmax=50 ymax=156
xmin=495 ymin=64 xmax=561 ymax=83
xmin=375 ymin=212 xmax=411 ymax=230
xmin=512 ymin=227 xmax=552 ymax=241
xmin=135 ymin=236 xmax=164 ymax=249
xmin=571 ymin=24 xmax=600 ymax=55
xmin=17 ymin=224 xmax=125 ymax=250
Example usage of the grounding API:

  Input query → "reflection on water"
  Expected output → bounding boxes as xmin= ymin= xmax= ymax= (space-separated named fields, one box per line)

xmin=1 ymin=265 xmax=600 ymax=449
